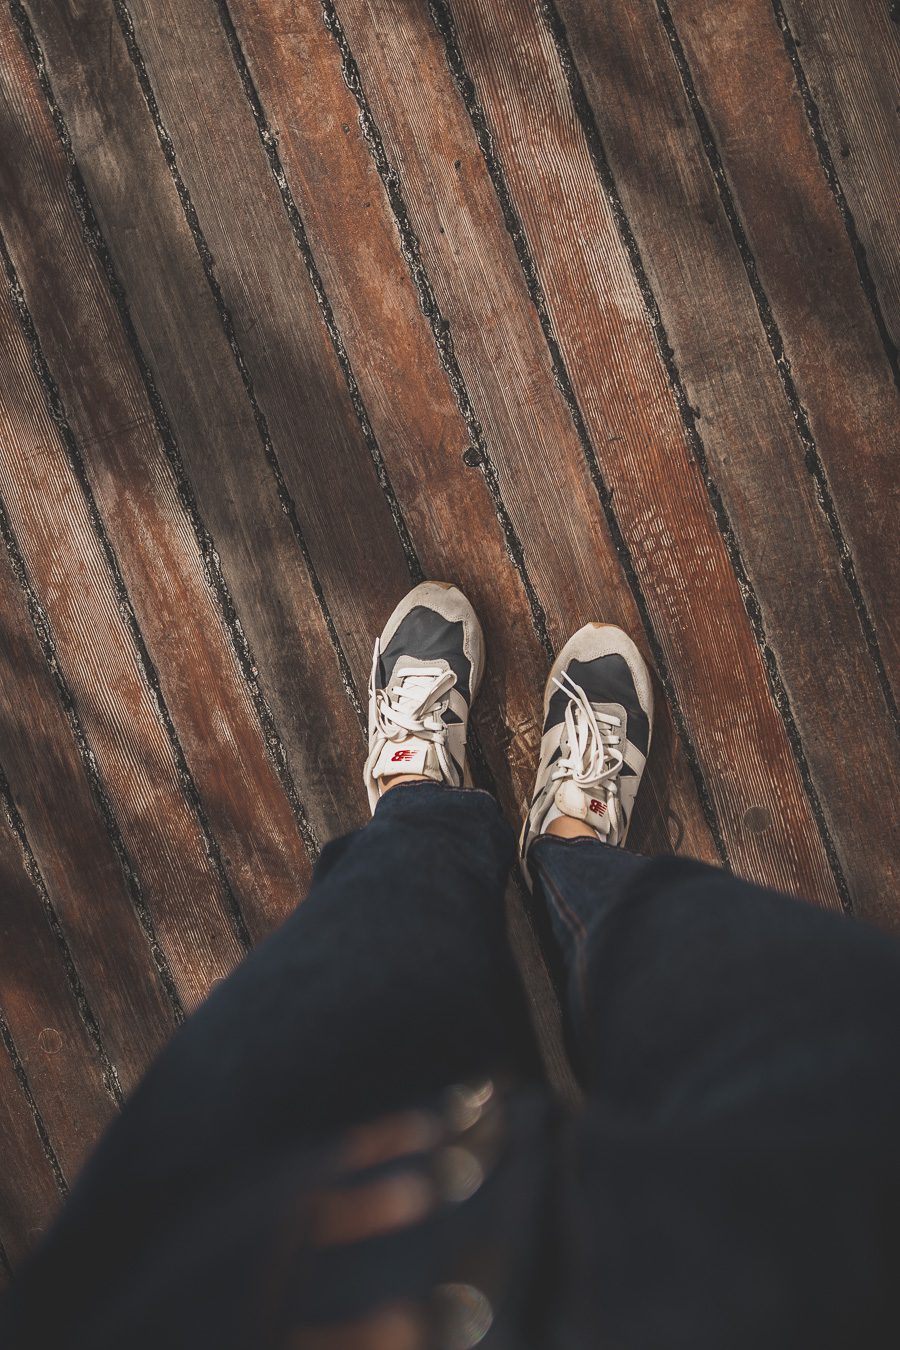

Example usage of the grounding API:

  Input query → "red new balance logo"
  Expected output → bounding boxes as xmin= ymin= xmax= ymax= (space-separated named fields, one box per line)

xmin=391 ymin=749 xmax=416 ymax=763
xmin=589 ymin=799 xmax=607 ymax=817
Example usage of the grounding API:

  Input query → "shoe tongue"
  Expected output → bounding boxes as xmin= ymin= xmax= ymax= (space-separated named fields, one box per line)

xmin=553 ymin=781 xmax=612 ymax=836
xmin=373 ymin=736 xmax=438 ymax=782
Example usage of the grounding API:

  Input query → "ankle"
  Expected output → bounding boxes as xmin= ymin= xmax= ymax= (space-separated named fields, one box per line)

xmin=545 ymin=815 xmax=600 ymax=842
xmin=380 ymin=773 xmax=431 ymax=795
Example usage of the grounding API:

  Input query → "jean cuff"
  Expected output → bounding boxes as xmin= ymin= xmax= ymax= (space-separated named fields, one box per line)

xmin=372 ymin=779 xmax=512 ymax=845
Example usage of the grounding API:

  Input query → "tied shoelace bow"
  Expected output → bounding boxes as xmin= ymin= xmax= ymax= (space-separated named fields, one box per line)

xmin=550 ymin=670 xmax=624 ymax=833
xmin=371 ymin=640 xmax=458 ymax=783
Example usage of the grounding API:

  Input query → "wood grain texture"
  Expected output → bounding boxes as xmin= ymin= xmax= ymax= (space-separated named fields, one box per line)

xmin=116 ymin=0 xmax=416 ymax=686
xmin=15 ymin=0 xmax=367 ymax=846
xmin=780 ymin=0 xmax=900 ymax=353
xmin=445 ymin=0 xmax=875 ymax=912
xmin=0 ymin=274 xmax=246 ymax=1007
xmin=227 ymin=0 xmax=713 ymax=861
xmin=324 ymin=0 xmax=839 ymax=904
xmin=1 ymin=0 xmax=315 ymax=941
xmin=0 ymin=536 xmax=176 ymax=1093
xmin=666 ymin=0 xmax=900 ymax=688
xmin=0 ymin=804 xmax=115 ymax=1184
xmin=460 ymin=0 xmax=899 ymax=921
xmin=0 ymin=1038 xmax=62 ymax=1270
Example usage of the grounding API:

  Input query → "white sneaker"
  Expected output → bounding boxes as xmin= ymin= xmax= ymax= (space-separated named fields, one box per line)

xmin=520 ymin=624 xmax=654 ymax=881
xmin=364 ymin=582 xmax=485 ymax=812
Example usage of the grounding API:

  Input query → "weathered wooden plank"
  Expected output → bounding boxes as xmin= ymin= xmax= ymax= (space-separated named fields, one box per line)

xmin=0 ymin=0 xmax=314 ymax=942
xmin=0 ymin=271 xmax=247 ymax=1006
xmin=779 ymin=0 xmax=900 ymax=355
xmin=445 ymin=0 xmax=900 ymax=920
xmin=309 ymin=0 xmax=840 ymax=903
xmin=0 ymin=1038 xmax=62 ymax=1271
xmin=664 ymin=0 xmax=900 ymax=688
xmin=0 ymin=798 xmax=115 ymax=1186
xmin=13 ymin=0 xmax=367 ymax=846
xmin=114 ymin=0 xmax=417 ymax=687
xmin=0 ymin=529 xmax=176 ymax=1090
xmin=221 ymin=0 xmax=715 ymax=860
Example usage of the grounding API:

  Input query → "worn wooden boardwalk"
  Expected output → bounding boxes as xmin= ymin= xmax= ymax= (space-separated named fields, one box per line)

xmin=1 ymin=0 xmax=898 ymax=1277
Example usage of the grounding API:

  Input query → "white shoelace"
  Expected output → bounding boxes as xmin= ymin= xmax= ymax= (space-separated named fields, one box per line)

xmin=549 ymin=670 xmax=624 ymax=834
xmin=370 ymin=640 xmax=458 ymax=782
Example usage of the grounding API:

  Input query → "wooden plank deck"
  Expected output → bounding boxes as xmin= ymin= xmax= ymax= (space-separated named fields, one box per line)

xmin=1 ymin=0 xmax=898 ymax=1271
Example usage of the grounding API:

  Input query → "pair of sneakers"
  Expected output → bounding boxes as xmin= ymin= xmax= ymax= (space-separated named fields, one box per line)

xmin=364 ymin=583 xmax=653 ymax=878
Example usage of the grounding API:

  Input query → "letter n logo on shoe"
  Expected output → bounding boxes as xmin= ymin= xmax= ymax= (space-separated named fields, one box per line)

xmin=589 ymin=799 xmax=607 ymax=817
xmin=391 ymin=749 xmax=416 ymax=763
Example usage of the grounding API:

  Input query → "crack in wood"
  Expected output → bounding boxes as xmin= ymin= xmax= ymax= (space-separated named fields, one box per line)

xmin=0 ymin=482 xmax=187 ymax=1020
xmin=0 ymin=229 xmax=254 ymax=958
xmin=0 ymin=1007 xmax=69 ymax=1198
xmin=0 ymin=765 xmax=123 ymax=1108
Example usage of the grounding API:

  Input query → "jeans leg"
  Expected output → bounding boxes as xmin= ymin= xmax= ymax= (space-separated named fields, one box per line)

xmin=532 ymin=841 xmax=900 ymax=1348
xmin=527 ymin=834 xmax=645 ymax=1075
xmin=5 ymin=783 xmax=535 ymax=1344
xmin=124 ymin=782 xmax=530 ymax=1158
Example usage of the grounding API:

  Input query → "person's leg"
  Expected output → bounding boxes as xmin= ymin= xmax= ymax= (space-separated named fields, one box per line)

xmin=534 ymin=840 xmax=900 ymax=1348
xmin=118 ymin=779 xmax=529 ymax=1170
xmin=4 ymin=584 xmax=537 ymax=1344
xmin=522 ymin=622 xmax=900 ymax=1347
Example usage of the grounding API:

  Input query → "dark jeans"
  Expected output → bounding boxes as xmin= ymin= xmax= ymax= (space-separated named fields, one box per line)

xmin=4 ymin=781 xmax=900 ymax=1348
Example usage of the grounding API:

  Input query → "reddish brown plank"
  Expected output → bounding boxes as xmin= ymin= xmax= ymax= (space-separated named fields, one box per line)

xmin=0 ymin=1038 xmax=62 ymax=1270
xmin=110 ymin=0 xmax=414 ymax=686
xmin=12 ymin=0 xmax=367 ymax=846
xmin=666 ymin=0 xmax=900 ymax=687
xmin=0 ymin=801 xmax=115 ymax=1183
xmin=309 ymin=0 xmax=840 ymax=904
xmin=780 ymin=0 xmax=900 ymax=353
xmin=446 ymin=0 xmax=900 ymax=920
xmin=220 ymin=0 xmax=714 ymax=861
xmin=0 ymin=1 xmax=314 ymax=942
xmin=0 ymin=532 xmax=176 ymax=1093
xmin=0 ymin=276 xmax=246 ymax=1006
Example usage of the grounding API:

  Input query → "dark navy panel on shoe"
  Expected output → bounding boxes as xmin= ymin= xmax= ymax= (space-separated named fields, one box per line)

xmin=379 ymin=609 xmax=472 ymax=699
xmin=546 ymin=655 xmax=649 ymax=755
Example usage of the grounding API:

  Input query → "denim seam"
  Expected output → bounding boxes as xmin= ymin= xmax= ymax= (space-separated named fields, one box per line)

xmin=534 ymin=862 xmax=590 ymax=1023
